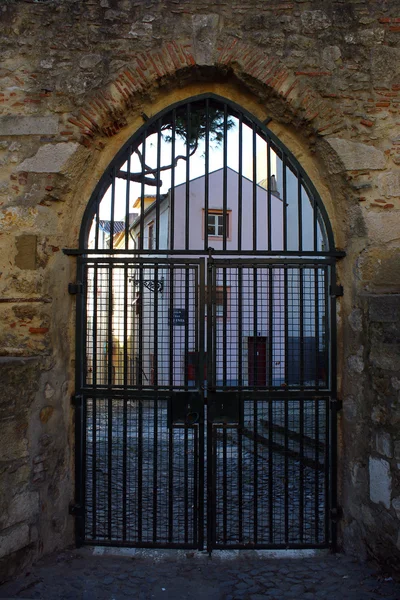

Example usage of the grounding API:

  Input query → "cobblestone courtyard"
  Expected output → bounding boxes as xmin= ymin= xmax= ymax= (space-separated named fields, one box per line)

xmin=1 ymin=548 xmax=400 ymax=600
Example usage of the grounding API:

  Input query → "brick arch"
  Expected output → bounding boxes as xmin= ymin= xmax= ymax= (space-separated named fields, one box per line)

xmin=67 ymin=39 xmax=345 ymax=146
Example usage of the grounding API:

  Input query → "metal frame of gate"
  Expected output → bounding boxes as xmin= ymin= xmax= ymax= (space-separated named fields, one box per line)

xmin=65 ymin=94 xmax=344 ymax=552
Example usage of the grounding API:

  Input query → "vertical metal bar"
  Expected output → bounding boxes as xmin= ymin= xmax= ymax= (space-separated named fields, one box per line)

xmin=107 ymin=396 xmax=112 ymax=540
xmin=184 ymin=267 xmax=189 ymax=388
xmin=267 ymin=138 xmax=272 ymax=252
xmin=109 ymin=168 xmax=116 ymax=251
xmin=153 ymin=267 xmax=159 ymax=543
xmin=140 ymin=135 xmax=146 ymax=250
xmin=169 ymin=267 xmax=174 ymax=389
xmin=206 ymin=259 xmax=214 ymax=552
xmin=198 ymin=259 xmax=205 ymax=549
xmin=253 ymin=269 xmax=258 ymax=544
xmin=268 ymin=268 xmax=273 ymax=388
xmin=237 ymin=266 xmax=243 ymax=543
xmin=252 ymin=124 xmax=257 ymax=252
xmin=315 ymin=268 xmax=320 ymax=390
xmin=137 ymin=397 xmax=143 ymax=541
xmin=125 ymin=153 xmax=131 ymax=250
xmin=122 ymin=265 xmax=129 ymax=542
xmin=122 ymin=396 xmax=127 ymax=541
xmin=91 ymin=266 xmax=97 ymax=539
xmin=168 ymin=265 xmax=174 ymax=542
xmin=238 ymin=267 xmax=243 ymax=388
xmin=168 ymin=408 xmax=174 ymax=543
xmin=95 ymin=205 xmax=100 ymax=250
xmin=313 ymin=193 xmax=318 ymax=252
xmin=222 ymin=427 xmax=228 ymax=543
xmin=284 ymin=399 xmax=289 ymax=545
xmin=284 ymin=267 xmax=289 ymax=388
xmin=204 ymin=99 xmax=210 ymax=253
xmin=315 ymin=398 xmax=320 ymax=543
xmin=222 ymin=268 xmax=227 ymax=387
xmin=238 ymin=114 xmax=243 ymax=252
xmin=223 ymin=104 xmax=228 ymax=252
xmin=298 ymin=176 xmax=303 ymax=252
xmin=299 ymin=397 xmax=304 ymax=542
xmin=184 ymin=427 xmax=189 ymax=543
xmin=193 ymin=425 xmax=199 ymax=546
xmin=123 ymin=267 xmax=128 ymax=388
xmin=268 ymin=397 xmax=273 ymax=543
xmin=138 ymin=266 xmax=143 ymax=389
xmin=212 ymin=264 xmax=217 ymax=388
xmin=107 ymin=266 xmax=113 ymax=387
xmin=300 ymin=267 xmax=304 ymax=387
xmin=170 ymin=110 xmax=176 ymax=251
xmin=156 ymin=120 xmax=161 ymax=251
xmin=185 ymin=103 xmax=191 ymax=251
xmin=324 ymin=397 xmax=330 ymax=546
xmin=282 ymin=157 xmax=287 ymax=252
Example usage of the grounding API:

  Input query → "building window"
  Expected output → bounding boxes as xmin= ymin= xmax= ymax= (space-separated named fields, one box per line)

xmin=207 ymin=211 xmax=230 ymax=238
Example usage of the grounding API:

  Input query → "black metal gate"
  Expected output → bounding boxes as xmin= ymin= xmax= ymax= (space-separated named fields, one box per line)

xmin=66 ymin=94 xmax=342 ymax=551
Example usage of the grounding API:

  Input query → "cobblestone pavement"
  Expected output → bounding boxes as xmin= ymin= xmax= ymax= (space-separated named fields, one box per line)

xmin=1 ymin=548 xmax=399 ymax=600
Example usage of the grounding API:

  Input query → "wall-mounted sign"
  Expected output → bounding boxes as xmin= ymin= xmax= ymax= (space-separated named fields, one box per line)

xmin=173 ymin=308 xmax=186 ymax=326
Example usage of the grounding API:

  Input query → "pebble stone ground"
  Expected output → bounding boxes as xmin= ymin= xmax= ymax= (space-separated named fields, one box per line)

xmin=1 ymin=547 xmax=400 ymax=600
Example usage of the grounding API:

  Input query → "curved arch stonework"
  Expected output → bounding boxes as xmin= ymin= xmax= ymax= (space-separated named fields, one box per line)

xmin=66 ymin=40 xmax=345 ymax=144
xmin=0 ymin=0 xmax=400 ymax=580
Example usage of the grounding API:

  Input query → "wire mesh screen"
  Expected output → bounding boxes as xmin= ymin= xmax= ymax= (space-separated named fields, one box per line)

xmin=84 ymin=396 xmax=199 ymax=546
xmin=211 ymin=398 xmax=328 ymax=547
xmin=84 ymin=261 xmax=201 ymax=390
xmin=210 ymin=263 xmax=329 ymax=390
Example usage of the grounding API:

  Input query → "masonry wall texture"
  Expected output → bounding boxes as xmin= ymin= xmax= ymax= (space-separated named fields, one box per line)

xmin=0 ymin=0 xmax=399 ymax=581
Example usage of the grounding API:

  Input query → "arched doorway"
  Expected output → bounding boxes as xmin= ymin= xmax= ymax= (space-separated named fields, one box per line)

xmin=68 ymin=94 xmax=342 ymax=551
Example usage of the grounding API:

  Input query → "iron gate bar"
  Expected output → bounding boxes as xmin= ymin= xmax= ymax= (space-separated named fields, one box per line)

xmin=64 ymin=248 xmax=346 ymax=258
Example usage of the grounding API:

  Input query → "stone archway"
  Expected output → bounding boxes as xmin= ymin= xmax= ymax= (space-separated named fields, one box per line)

xmin=1 ymin=2 xmax=400 ymax=578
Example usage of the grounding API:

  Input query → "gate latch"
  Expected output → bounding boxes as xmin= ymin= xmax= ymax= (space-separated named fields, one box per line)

xmin=330 ymin=284 xmax=343 ymax=297
xmin=68 ymin=282 xmax=83 ymax=295
xmin=330 ymin=506 xmax=343 ymax=523
xmin=69 ymin=503 xmax=84 ymax=517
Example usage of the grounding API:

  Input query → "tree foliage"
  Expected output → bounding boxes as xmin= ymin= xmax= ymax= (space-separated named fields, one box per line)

xmin=118 ymin=105 xmax=235 ymax=188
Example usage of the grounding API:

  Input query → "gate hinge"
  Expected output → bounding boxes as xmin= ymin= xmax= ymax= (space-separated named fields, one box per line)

xmin=68 ymin=282 xmax=83 ymax=295
xmin=330 ymin=506 xmax=343 ymax=523
xmin=330 ymin=284 xmax=343 ymax=297
xmin=71 ymin=394 xmax=83 ymax=407
xmin=330 ymin=398 xmax=343 ymax=412
xmin=69 ymin=502 xmax=84 ymax=517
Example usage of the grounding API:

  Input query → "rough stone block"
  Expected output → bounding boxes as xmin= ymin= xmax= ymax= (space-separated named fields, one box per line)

xmin=395 ymin=441 xmax=400 ymax=461
xmin=367 ymin=212 xmax=400 ymax=245
xmin=392 ymin=496 xmax=400 ymax=519
xmin=369 ymin=456 xmax=392 ymax=509
xmin=0 ymin=420 xmax=28 ymax=462
xmin=17 ymin=143 xmax=79 ymax=173
xmin=376 ymin=431 xmax=393 ymax=458
xmin=15 ymin=235 xmax=37 ymax=270
xmin=326 ymin=138 xmax=386 ymax=172
xmin=0 ymin=524 xmax=30 ymax=559
xmin=0 ymin=116 xmax=58 ymax=136
xmin=0 ymin=491 xmax=39 ymax=530
xmin=377 ymin=171 xmax=400 ymax=198
xmin=369 ymin=295 xmax=400 ymax=323
xmin=370 ymin=345 xmax=400 ymax=371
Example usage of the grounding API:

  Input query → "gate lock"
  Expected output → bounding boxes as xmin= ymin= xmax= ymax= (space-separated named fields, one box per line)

xmin=168 ymin=392 xmax=203 ymax=427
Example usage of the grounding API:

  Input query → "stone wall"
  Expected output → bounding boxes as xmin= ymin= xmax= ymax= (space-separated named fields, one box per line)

xmin=0 ymin=0 xmax=399 ymax=580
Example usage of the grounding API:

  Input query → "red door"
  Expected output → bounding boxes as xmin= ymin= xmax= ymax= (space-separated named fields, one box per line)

xmin=248 ymin=337 xmax=267 ymax=386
